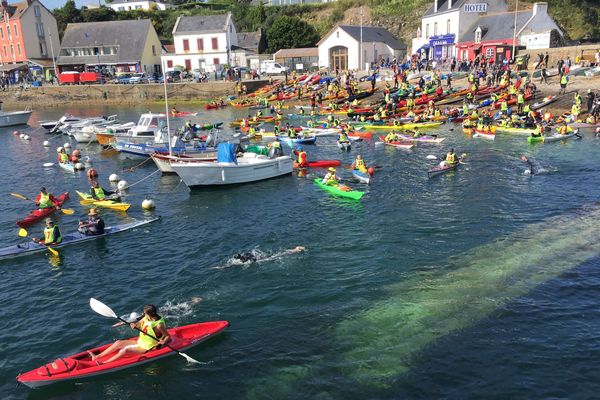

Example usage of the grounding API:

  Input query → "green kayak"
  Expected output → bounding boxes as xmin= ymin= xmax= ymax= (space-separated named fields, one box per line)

xmin=313 ymin=179 xmax=364 ymax=201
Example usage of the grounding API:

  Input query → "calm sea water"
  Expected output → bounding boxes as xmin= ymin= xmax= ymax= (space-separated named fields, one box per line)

xmin=2 ymin=104 xmax=600 ymax=399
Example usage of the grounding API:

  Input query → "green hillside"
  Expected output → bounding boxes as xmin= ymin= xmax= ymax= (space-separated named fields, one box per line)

xmin=53 ymin=0 xmax=600 ymax=53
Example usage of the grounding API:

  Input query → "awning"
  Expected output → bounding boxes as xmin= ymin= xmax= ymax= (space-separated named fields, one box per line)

xmin=0 ymin=63 xmax=28 ymax=72
xmin=417 ymin=45 xmax=430 ymax=53
xmin=472 ymin=44 xmax=482 ymax=50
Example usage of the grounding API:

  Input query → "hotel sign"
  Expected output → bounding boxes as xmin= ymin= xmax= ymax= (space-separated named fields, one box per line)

xmin=464 ymin=3 xmax=487 ymax=13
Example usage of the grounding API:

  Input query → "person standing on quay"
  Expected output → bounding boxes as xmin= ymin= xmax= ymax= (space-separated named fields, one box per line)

xmin=559 ymin=73 xmax=568 ymax=95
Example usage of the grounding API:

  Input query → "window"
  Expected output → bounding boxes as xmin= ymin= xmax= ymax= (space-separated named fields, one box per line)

xmin=118 ymin=6 xmax=125 ymax=11
xmin=475 ymin=27 xmax=482 ymax=43
xmin=135 ymin=5 xmax=142 ymax=9
xmin=17 ymin=43 xmax=21 ymax=56
xmin=0 ymin=27 xmax=3 ymax=39
xmin=34 ymin=5 xmax=41 ymax=16
xmin=486 ymin=47 xmax=494 ymax=59
xmin=14 ymin=24 xmax=17 ymax=37
xmin=211 ymin=37 xmax=218 ymax=50
xmin=197 ymin=38 xmax=203 ymax=51
xmin=7 ymin=25 xmax=11 ymax=39
xmin=36 ymin=22 xmax=44 ymax=37
xmin=425 ymin=24 xmax=429 ymax=39
xmin=447 ymin=19 xmax=451 ymax=34
xmin=230 ymin=25 xmax=232 ymax=33
xmin=10 ymin=44 xmax=14 ymax=58
xmin=183 ymin=39 xmax=189 ymax=52
xmin=184 ymin=59 xmax=191 ymax=70
xmin=213 ymin=57 xmax=220 ymax=65
xmin=39 ymin=41 xmax=46 ymax=56
xmin=2 ymin=45 xmax=6 ymax=57
xmin=434 ymin=22 xmax=438 ymax=36
xmin=166 ymin=60 xmax=173 ymax=68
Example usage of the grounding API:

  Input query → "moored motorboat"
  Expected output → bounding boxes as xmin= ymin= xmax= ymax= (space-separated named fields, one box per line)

xmin=0 ymin=107 xmax=32 ymax=127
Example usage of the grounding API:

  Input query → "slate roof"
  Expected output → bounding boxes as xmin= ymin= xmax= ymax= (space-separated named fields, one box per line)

xmin=274 ymin=47 xmax=318 ymax=58
xmin=173 ymin=13 xmax=232 ymax=35
xmin=0 ymin=1 xmax=30 ymax=19
xmin=57 ymin=19 xmax=153 ymax=65
xmin=319 ymin=25 xmax=407 ymax=50
xmin=424 ymin=0 xmax=468 ymax=16
xmin=237 ymin=31 xmax=260 ymax=51
xmin=458 ymin=9 xmax=561 ymax=43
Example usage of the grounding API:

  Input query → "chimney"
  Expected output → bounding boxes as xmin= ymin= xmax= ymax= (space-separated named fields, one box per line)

xmin=532 ymin=2 xmax=548 ymax=16
xmin=434 ymin=0 xmax=438 ymax=12
xmin=448 ymin=0 xmax=452 ymax=8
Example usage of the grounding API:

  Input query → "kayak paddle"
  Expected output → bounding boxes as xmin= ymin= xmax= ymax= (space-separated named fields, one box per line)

xmin=89 ymin=298 xmax=202 ymax=365
xmin=10 ymin=193 xmax=74 ymax=215
xmin=17 ymin=228 xmax=59 ymax=256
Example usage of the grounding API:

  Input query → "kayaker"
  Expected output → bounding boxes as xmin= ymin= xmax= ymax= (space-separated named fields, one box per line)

xmin=338 ymin=129 xmax=350 ymax=144
xmin=78 ymin=208 xmax=105 ymax=236
xmin=36 ymin=187 xmax=61 ymax=210
xmin=442 ymin=148 xmax=457 ymax=166
xmin=57 ymin=147 xmax=69 ymax=164
xmin=322 ymin=167 xmax=340 ymax=185
xmin=90 ymin=180 xmax=118 ymax=201
xmin=531 ymin=124 xmax=544 ymax=138
xmin=558 ymin=121 xmax=573 ymax=136
xmin=412 ymin=127 xmax=422 ymax=138
xmin=88 ymin=304 xmax=171 ymax=365
xmin=385 ymin=132 xmax=399 ymax=142
xmin=32 ymin=218 xmax=62 ymax=245
xmin=295 ymin=145 xmax=308 ymax=168
xmin=520 ymin=155 xmax=537 ymax=175
xmin=352 ymin=155 xmax=367 ymax=173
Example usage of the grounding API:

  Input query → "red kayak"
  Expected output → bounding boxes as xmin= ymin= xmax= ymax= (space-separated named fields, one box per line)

xmin=171 ymin=111 xmax=198 ymax=117
xmin=17 ymin=321 xmax=229 ymax=388
xmin=16 ymin=192 xmax=69 ymax=228
xmin=294 ymin=160 xmax=341 ymax=169
xmin=204 ymin=103 xmax=226 ymax=110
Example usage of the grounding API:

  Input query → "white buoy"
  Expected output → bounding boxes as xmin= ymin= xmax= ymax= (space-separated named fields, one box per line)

xmin=596 ymin=127 xmax=600 ymax=134
xmin=141 ymin=199 xmax=156 ymax=210
xmin=426 ymin=155 xmax=437 ymax=160
xmin=43 ymin=140 xmax=50 ymax=147
xmin=63 ymin=142 xmax=71 ymax=149
xmin=19 ymin=133 xmax=25 ymax=138
xmin=74 ymin=162 xmax=84 ymax=170
xmin=109 ymin=173 xmax=120 ymax=182
xmin=24 ymin=135 xmax=31 ymax=140
xmin=117 ymin=180 xmax=128 ymax=190
xmin=43 ymin=162 xmax=54 ymax=168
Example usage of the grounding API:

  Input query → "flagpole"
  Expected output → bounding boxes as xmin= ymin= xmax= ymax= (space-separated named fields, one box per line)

xmin=512 ymin=0 xmax=519 ymax=59
xmin=162 ymin=59 xmax=172 ymax=156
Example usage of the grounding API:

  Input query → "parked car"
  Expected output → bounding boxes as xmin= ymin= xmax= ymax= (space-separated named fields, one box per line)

xmin=165 ymin=71 xmax=182 ymax=82
xmin=259 ymin=61 xmax=288 ymax=75
xmin=115 ymin=73 xmax=133 ymax=84
xmin=129 ymin=73 xmax=149 ymax=84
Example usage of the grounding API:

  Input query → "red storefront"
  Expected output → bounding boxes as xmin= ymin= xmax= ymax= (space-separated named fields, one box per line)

xmin=456 ymin=40 xmax=519 ymax=64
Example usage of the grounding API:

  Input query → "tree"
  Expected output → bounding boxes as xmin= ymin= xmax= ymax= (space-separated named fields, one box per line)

xmin=266 ymin=16 xmax=320 ymax=53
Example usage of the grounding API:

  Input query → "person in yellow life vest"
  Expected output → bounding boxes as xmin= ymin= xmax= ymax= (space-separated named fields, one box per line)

xmin=574 ymin=92 xmax=582 ymax=107
xmin=501 ymin=99 xmax=509 ymax=114
xmin=249 ymin=126 xmax=257 ymax=136
xmin=385 ymin=92 xmax=390 ymax=103
xmin=559 ymin=73 xmax=568 ymax=95
xmin=490 ymin=93 xmax=499 ymax=103
xmin=88 ymin=304 xmax=171 ymax=365
xmin=310 ymin=109 xmax=316 ymax=117
xmin=543 ymin=111 xmax=553 ymax=123
xmin=571 ymin=104 xmax=580 ymax=122
xmin=462 ymin=101 xmax=469 ymax=116
xmin=385 ymin=132 xmax=398 ymax=142
xmin=373 ymin=113 xmax=381 ymax=121
xmin=394 ymin=118 xmax=403 ymax=126
xmin=360 ymin=115 xmax=366 ymax=122
xmin=466 ymin=92 xmax=474 ymax=102
xmin=286 ymin=123 xmax=297 ymax=138
xmin=352 ymin=154 xmax=367 ymax=173
xmin=443 ymin=148 xmax=457 ymax=166
xmin=295 ymin=145 xmax=308 ymax=168
xmin=322 ymin=167 xmax=340 ymax=186
xmin=57 ymin=147 xmax=69 ymax=164
xmin=586 ymin=115 xmax=597 ymax=124
xmin=351 ymin=98 xmax=359 ymax=107
xmin=35 ymin=187 xmax=61 ymax=210
xmin=307 ymin=119 xmax=315 ymax=128
xmin=256 ymin=110 xmax=263 ymax=118
xmin=268 ymin=136 xmax=283 ymax=158
xmin=298 ymin=107 xmax=305 ymax=116
xmin=412 ymin=127 xmax=422 ymax=138
xmin=32 ymin=218 xmax=62 ymax=245
xmin=327 ymin=113 xmax=334 ymax=123
xmin=276 ymin=110 xmax=283 ymax=120
xmin=381 ymin=109 xmax=388 ymax=118
xmin=471 ymin=109 xmax=479 ymax=119
xmin=511 ymin=114 xmax=521 ymax=126
xmin=517 ymin=91 xmax=525 ymax=113
xmin=531 ymin=123 xmax=544 ymax=138
xmin=407 ymin=97 xmax=415 ymax=110
xmin=338 ymin=129 xmax=349 ymax=143
xmin=91 ymin=179 xmax=118 ymax=201
xmin=170 ymin=107 xmax=178 ymax=117
xmin=558 ymin=121 xmax=573 ymax=135
xmin=434 ymin=108 xmax=441 ymax=117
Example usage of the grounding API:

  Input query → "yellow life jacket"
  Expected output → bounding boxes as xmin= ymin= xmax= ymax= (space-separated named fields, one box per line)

xmin=38 ymin=192 xmax=53 ymax=209
xmin=93 ymin=187 xmax=106 ymax=200
xmin=60 ymin=153 xmax=69 ymax=163
xmin=44 ymin=226 xmax=61 ymax=244
xmin=354 ymin=159 xmax=366 ymax=172
xmin=445 ymin=152 xmax=456 ymax=163
xmin=137 ymin=316 xmax=166 ymax=350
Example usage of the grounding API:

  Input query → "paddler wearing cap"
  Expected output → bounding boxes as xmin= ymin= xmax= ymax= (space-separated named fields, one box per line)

xmin=88 ymin=304 xmax=171 ymax=365
xmin=78 ymin=208 xmax=105 ymax=236
xmin=36 ymin=187 xmax=61 ymax=211
xmin=32 ymin=218 xmax=62 ymax=245
xmin=322 ymin=167 xmax=340 ymax=186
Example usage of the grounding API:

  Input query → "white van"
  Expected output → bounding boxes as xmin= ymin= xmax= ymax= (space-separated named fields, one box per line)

xmin=260 ymin=61 xmax=288 ymax=75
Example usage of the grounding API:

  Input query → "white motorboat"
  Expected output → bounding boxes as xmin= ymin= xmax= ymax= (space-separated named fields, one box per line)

xmin=0 ymin=107 xmax=32 ymax=127
xmin=114 ymin=113 xmax=169 ymax=145
xmin=170 ymin=143 xmax=293 ymax=187
xmin=63 ymin=115 xmax=118 ymax=136
xmin=40 ymin=114 xmax=83 ymax=131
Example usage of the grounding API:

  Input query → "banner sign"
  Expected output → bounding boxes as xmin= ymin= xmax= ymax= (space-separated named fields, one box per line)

xmin=464 ymin=3 xmax=487 ymax=12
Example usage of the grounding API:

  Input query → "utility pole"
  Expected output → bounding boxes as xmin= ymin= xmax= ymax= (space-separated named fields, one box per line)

xmin=511 ymin=0 xmax=519 ymax=59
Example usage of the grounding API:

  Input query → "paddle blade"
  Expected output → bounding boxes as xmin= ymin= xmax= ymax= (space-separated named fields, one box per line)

xmin=18 ymin=228 xmax=28 ymax=237
xmin=90 ymin=298 xmax=118 ymax=318
xmin=47 ymin=247 xmax=59 ymax=256
xmin=179 ymin=352 xmax=203 ymax=365
xmin=61 ymin=208 xmax=75 ymax=215
xmin=10 ymin=193 xmax=27 ymax=200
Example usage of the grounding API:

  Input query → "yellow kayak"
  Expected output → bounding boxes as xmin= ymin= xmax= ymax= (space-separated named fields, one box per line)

xmin=363 ymin=122 xmax=443 ymax=130
xmin=493 ymin=125 xmax=535 ymax=135
xmin=76 ymin=191 xmax=131 ymax=212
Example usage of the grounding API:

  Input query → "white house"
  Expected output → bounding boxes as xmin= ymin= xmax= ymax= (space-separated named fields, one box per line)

xmin=318 ymin=25 xmax=407 ymax=71
xmin=108 ymin=0 xmax=171 ymax=12
xmin=411 ymin=0 xmax=508 ymax=60
xmin=161 ymin=12 xmax=238 ymax=72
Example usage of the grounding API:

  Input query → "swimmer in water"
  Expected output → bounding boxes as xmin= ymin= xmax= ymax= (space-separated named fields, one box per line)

xmin=232 ymin=246 xmax=306 ymax=264
xmin=520 ymin=155 xmax=536 ymax=175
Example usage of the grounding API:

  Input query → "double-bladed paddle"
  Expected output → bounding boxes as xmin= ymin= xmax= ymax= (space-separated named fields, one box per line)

xmin=10 ymin=192 xmax=74 ymax=215
xmin=18 ymin=228 xmax=59 ymax=256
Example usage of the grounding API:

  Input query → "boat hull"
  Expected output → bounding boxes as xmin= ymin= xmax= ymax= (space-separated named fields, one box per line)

xmin=171 ymin=155 xmax=293 ymax=187
xmin=0 ymin=110 xmax=32 ymax=127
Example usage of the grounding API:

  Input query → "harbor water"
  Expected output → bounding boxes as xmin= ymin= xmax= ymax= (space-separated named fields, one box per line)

xmin=2 ymin=104 xmax=600 ymax=399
